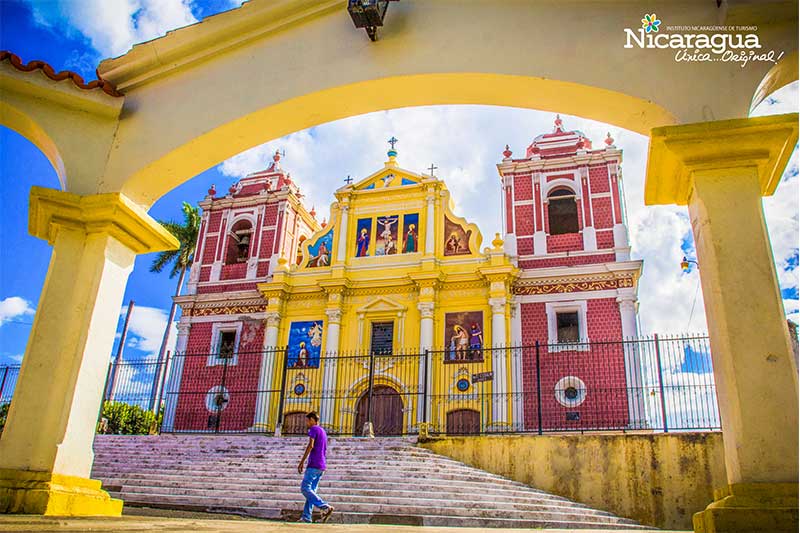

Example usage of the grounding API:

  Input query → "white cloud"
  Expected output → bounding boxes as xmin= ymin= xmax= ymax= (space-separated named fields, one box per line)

xmin=118 ymin=305 xmax=177 ymax=360
xmin=0 ymin=297 xmax=35 ymax=327
xmin=26 ymin=0 xmax=197 ymax=58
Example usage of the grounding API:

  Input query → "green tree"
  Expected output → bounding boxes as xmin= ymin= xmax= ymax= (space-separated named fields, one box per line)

xmin=148 ymin=201 xmax=201 ymax=410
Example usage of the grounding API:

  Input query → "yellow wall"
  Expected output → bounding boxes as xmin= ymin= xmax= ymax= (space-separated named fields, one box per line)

xmin=420 ymin=432 xmax=726 ymax=531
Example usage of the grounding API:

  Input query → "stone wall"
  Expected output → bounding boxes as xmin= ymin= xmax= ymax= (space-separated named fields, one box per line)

xmin=420 ymin=432 xmax=726 ymax=530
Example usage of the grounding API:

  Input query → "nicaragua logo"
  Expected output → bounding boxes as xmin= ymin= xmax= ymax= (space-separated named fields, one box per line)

xmin=623 ymin=14 xmax=784 ymax=66
xmin=641 ymin=14 xmax=661 ymax=33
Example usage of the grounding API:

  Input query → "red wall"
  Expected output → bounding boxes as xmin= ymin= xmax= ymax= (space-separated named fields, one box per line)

xmin=172 ymin=321 xmax=265 ymax=432
xmin=518 ymin=298 xmax=628 ymax=431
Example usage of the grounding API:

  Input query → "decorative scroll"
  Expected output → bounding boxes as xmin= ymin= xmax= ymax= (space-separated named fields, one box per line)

xmin=185 ymin=304 xmax=267 ymax=317
xmin=512 ymin=276 xmax=633 ymax=296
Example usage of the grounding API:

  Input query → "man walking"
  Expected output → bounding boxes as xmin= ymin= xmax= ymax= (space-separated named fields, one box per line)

xmin=298 ymin=411 xmax=334 ymax=523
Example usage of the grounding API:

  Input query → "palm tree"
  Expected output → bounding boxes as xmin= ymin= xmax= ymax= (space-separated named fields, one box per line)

xmin=148 ymin=201 xmax=201 ymax=411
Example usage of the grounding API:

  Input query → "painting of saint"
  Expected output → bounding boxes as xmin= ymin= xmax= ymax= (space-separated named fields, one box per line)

xmin=355 ymin=218 xmax=372 ymax=257
xmin=444 ymin=216 xmax=472 ymax=256
xmin=375 ymin=215 xmax=399 ymax=256
xmin=402 ymin=213 xmax=419 ymax=253
xmin=287 ymin=321 xmax=324 ymax=368
xmin=306 ymin=228 xmax=333 ymax=268
xmin=444 ymin=311 xmax=484 ymax=362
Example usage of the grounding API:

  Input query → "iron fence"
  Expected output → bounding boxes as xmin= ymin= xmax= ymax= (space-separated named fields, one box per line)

xmin=0 ymin=334 xmax=721 ymax=436
xmin=0 ymin=364 xmax=20 ymax=406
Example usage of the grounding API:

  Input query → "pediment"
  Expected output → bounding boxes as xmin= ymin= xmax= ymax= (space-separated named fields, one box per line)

xmin=351 ymin=167 xmax=423 ymax=191
xmin=356 ymin=295 xmax=407 ymax=314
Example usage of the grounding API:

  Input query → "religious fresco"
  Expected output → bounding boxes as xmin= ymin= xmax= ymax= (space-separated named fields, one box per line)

xmin=444 ymin=311 xmax=484 ymax=362
xmin=287 ymin=320 xmax=324 ymax=368
xmin=444 ymin=216 xmax=472 ymax=256
xmin=355 ymin=218 xmax=372 ymax=257
xmin=375 ymin=215 xmax=400 ymax=256
xmin=401 ymin=213 xmax=419 ymax=253
xmin=306 ymin=228 xmax=333 ymax=267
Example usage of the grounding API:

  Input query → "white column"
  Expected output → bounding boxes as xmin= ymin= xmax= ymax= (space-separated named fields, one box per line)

xmin=613 ymin=223 xmax=630 ymax=261
xmin=418 ymin=301 xmax=435 ymax=425
xmin=489 ymin=297 xmax=508 ymax=427
xmin=424 ymin=192 xmax=435 ymax=255
xmin=618 ymin=294 xmax=646 ymax=428
xmin=161 ymin=320 xmax=191 ymax=432
xmin=335 ymin=204 xmax=349 ymax=262
xmin=252 ymin=311 xmax=281 ymax=431
xmin=320 ymin=308 xmax=342 ymax=429
xmin=509 ymin=298 xmax=524 ymax=430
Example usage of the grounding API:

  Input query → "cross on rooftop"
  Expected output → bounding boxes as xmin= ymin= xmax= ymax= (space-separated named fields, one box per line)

xmin=388 ymin=136 xmax=398 ymax=150
xmin=427 ymin=163 xmax=438 ymax=176
xmin=344 ymin=175 xmax=353 ymax=184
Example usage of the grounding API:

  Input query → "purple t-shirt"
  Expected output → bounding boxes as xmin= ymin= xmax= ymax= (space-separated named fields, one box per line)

xmin=307 ymin=424 xmax=327 ymax=470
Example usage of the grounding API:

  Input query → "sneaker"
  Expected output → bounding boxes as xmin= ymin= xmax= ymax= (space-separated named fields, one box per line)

xmin=297 ymin=518 xmax=312 ymax=523
xmin=320 ymin=505 xmax=335 ymax=523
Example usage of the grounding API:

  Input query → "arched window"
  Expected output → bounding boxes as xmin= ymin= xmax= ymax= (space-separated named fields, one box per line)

xmin=547 ymin=189 xmax=579 ymax=235
xmin=225 ymin=219 xmax=253 ymax=264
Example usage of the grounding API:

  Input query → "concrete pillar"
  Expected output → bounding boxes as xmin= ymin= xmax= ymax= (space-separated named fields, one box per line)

xmin=319 ymin=308 xmax=342 ymax=430
xmin=509 ymin=298 xmax=524 ymax=430
xmin=251 ymin=311 xmax=281 ymax=431
xmin=335 ymin=203 xmax=349 ymax=262
xmin=489 ymin=297 xmax=508 ymax=427
xmin=160 ymin=320 xmax=191 ymax=432
xmin=617 ymin=294 xmax=646 ymax=428
xmin=417 ymin=301 xmax=435 ymax=425
xmin=645 ymin=114 xmax=799 ymax=532
xmin=0 ymin=187 xmax=177 ymax=516
xmin=425 ymin=191 xmax=435 ymax=255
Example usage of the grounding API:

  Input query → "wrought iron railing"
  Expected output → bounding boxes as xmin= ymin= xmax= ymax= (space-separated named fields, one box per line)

xmin=0 ymin=334 xmax=721 ymax=436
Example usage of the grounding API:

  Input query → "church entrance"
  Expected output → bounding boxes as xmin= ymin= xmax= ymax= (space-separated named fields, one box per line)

xmin=355 ymin=385 xmax=404 ymax=436
xmin=446 ymin=409 xmax=481 ymax=435
xmin=282 ymin=412 xmax=308 ymax=435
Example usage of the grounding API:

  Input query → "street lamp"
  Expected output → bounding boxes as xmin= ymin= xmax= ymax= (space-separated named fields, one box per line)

xmin=347 ymin=0 xmax=399 ymax=41
xmin=681 ymin=256 xmax=698 ymax=272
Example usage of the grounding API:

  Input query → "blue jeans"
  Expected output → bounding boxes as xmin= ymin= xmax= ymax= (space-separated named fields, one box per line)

xmin=301 ymin=467 xmax=328 ymax=522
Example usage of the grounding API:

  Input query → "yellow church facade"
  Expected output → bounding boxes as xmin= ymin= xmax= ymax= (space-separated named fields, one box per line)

xmin=258 ymin=149 xmax=517 ymax=436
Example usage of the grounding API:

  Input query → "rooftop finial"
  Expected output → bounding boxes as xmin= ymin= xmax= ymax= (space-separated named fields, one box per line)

xmin=554 ymin=114 xmax=563 ymax=131
xmin=387 ymin=136 xmax=398 ymax=158
xmin=273 ymin=149 xmax=281 ymax=162
xmin=502 ymin=145 xmax=512 ymax=158
xmin=605 ymin=132 xmax=615 ymax=147
xmin=310 ymin=205 xmax=317 ymax=218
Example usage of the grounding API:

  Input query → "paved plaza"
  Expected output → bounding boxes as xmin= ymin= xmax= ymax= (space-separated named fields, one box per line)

xmin=0 ymin=515 xmax=686 ymax=533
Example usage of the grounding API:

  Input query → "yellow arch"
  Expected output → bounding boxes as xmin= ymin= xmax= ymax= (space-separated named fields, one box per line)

xmin=0 ymin=102 xmax=66 ymax=190
xmin=116 ymin=73 xmax=678 ymax=207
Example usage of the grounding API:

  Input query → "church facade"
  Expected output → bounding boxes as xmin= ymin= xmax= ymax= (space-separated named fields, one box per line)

xmin=162 ymin=117 xmax=644 ymax=436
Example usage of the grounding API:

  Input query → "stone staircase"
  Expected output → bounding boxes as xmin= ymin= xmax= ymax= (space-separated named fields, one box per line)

xmin=92 ymin=435 xmax=648 ymax=529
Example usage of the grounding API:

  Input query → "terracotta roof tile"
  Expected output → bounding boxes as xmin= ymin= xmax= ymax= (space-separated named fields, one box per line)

xmin=1 ymin=51 xmax=122 ymax=97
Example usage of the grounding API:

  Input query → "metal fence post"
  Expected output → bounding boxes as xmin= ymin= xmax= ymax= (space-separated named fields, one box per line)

xmin=215 ymin=355 xmax=231 ymax=434
xmin=0 ymin=366 xmax=9 ymax=401
xmin=653 ymin=333 xmax=669 ymax=432
xmin=535 ymin=341 xmax=543 ymax=435
xmin=366 ymin=349 xmax=376 ymax=434
xmin=422 ymin=349 xmax=430 ymax=425
xmin=154 ymin=351 xmax=171 ymax=426
xmin=96 ymin=361 xmax=113 ymax=432
xmin=275 ymin=347 xmax=290 ymax=435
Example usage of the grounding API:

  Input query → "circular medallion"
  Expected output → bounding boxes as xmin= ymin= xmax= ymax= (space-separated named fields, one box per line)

xmin=456 ymin=378 xmax=470 ymax=392
xmin=294 ymin=383 xmax=306 ymax=396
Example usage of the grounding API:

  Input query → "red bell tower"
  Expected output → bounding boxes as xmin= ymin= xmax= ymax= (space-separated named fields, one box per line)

xmin=499 ymin=116 xmax=645 ymax=430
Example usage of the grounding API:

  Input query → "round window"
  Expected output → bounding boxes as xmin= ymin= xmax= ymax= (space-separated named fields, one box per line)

xmin=554 ymin=376 xmax=587 ymax=408
xmin=456 ymin=378 xmax=470 ymax=392
xmin=205 ymin=386 xmax=230 ymax=413
xmin=294 ymin=383 xmax=306 ymax=396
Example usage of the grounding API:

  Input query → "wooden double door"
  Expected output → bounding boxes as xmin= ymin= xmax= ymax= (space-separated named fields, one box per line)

xmin=354 ymin=385 xmax=404 ymax=436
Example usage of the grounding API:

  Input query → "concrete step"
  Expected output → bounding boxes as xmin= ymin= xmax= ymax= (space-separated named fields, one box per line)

xmin=92 ymin=435 xmax=645 ymax=529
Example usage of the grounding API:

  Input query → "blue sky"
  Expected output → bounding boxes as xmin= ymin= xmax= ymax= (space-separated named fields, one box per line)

xmin=0 ymin=0 xmax=798 ymax=373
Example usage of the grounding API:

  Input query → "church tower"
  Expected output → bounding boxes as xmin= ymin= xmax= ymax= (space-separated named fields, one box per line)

xmin=499 ymin=116 xmax=645 ymax=430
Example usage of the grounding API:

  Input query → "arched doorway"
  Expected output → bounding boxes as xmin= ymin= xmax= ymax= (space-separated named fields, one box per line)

xmin=446 ymin=409 xmax=480 ymax=435
xmin=282 ymin=412 xmax=308 ymax=435
xmin=354 ymin=385 xmax=403 ymax=436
